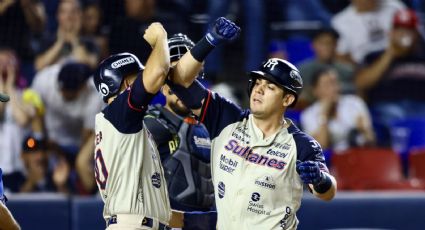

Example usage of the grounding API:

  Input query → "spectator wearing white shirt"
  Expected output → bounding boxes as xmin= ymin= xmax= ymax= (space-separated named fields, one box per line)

xmin=301 ymin=67 xmax=375 ymax=152
xmin=31 ymin=61 xmax=103 ymax=193
xmin=331 ymin=0 xmax=405 ymax=65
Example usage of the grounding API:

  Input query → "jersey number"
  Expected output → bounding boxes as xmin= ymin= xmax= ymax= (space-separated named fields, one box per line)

xmin=94 ymin=149 xmax=108 ymax=190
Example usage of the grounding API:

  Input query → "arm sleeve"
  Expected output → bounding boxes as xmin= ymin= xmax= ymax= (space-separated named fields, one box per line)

xmin=103 ymin=74 xmax=155 ymax=134
xmin=294 ymin=132 xmax=329 ymax=173
xmin=199 ymin=91 xmax=249 ymax=139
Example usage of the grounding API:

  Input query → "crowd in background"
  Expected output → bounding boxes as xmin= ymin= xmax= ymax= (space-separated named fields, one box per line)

xmin=1 ymin=0 xmax=424 ymax=195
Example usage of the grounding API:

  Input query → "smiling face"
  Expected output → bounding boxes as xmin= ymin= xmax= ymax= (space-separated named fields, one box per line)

xmin=249 ymin=78 xmax=294 ymax=120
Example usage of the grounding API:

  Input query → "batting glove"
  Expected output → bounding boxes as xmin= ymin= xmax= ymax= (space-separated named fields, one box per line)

xmin=296 ymin=160 xmax=326 ymax=185
xmin=205 ymin=17 xmax=240 ymax=46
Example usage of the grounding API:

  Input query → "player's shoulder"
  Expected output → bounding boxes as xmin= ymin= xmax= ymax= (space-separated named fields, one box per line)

xmin=288 ymin=121 xmax=322 ymax=153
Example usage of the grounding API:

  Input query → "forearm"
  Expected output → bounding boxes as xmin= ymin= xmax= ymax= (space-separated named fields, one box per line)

xmin=355 ymin=51 xmax=393 ymax=90
xmin=8 ymin=89 xmax=31 ymax=127
xmin=76 ymin=134 xmax=96 ymax=191
xmin=172 ymin=51 xmax=204 ymax=87
xmin=21 ymin=2 xmax=46 ymax=33
xmin=0 ymin=202 xmax=21 ymax=230
xmin=35 ymin=41 xmax=64 ymax=71
xmin=143 ymin=36 xmax=170 ymax=94
xmin=310 ymin=173 xmax=337 ymax=201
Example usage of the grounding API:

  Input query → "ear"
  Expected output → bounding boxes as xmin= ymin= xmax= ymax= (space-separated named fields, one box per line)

xmin=282 ymin=94 xmax=295 ymax=107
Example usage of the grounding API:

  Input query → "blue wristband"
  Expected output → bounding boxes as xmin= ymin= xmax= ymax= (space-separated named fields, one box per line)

xmin=313 ymin=173 xmax=332 ymax=194
xmin=190 ymin=37 xmax=215 ymax=63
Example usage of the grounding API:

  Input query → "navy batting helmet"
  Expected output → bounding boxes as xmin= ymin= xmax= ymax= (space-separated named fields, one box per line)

xmin=248 ymin=58 xmax=303 ymax=107
xmin=168 ymin=33 xmax=195 ymax=62
xmin=93 ymin=53 xmax=144 ymax=102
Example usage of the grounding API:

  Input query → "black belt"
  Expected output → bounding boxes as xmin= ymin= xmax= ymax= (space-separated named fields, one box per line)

xmin=107 ymin=215 xmax=171 ymax=229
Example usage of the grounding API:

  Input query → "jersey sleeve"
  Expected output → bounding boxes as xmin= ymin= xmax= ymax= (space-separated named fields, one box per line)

xmin=103 ymin=74 xmax=155 ymax=134
xmin=293 ymin=131 xmax=329 ymax=173
xmin=199 ymin=90 xmax=249 ymax=139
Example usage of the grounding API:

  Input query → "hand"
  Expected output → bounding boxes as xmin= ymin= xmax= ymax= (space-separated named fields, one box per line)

xmin=205 ymin=17 xmax=240 ymax=46
xmin=296 ymin=160 xmax=325 ymax=185
xmin=53 ymin=157 xmax=70 ymax=189
xmin=143 ymin=22 xmax=167 ymax=47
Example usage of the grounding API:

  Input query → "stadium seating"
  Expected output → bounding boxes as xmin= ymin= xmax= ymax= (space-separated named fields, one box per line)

xmin=331 ymin=148 xmax=424 ymax=190
xmin=409 ymin=149 xmax=425 ymax=182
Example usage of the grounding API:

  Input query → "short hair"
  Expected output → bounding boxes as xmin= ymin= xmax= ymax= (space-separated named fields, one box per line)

xmin=311 ymin=66 xmax=334 ymax=88
xmin=312 ymin=28 xmax=340 ymax=41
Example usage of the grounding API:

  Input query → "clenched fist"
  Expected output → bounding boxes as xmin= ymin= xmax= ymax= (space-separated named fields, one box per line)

xmin=143 ymin=22 xmax=167 ymax=48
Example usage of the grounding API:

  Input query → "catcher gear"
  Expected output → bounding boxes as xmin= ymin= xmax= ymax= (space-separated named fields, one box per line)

xmin=168 ymin=33 xmax=195 ymax=62
xmin=206 ymin=17 xmax=240 ymax=46
xmin=93 ymin=53 xmax=144 ymax=102
xmin=248 ymin=58 xmax=303 ymax=107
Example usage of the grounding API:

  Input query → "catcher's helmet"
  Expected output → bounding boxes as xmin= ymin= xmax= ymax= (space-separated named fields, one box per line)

xmin=248 ymin=58 xmax=303 ymax=107
xmin=168 ymin=33 xmax=195 ymax=62
xmin=93 ymin=53 xmax=144 ymax=102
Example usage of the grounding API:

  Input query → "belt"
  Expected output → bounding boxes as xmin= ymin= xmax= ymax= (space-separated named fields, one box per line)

xmin=107 ymin=215 xmax=171 ymax=230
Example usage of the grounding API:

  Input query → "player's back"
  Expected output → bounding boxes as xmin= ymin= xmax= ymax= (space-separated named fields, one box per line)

xmin=94 ymin=92 xmax=171 ymax=225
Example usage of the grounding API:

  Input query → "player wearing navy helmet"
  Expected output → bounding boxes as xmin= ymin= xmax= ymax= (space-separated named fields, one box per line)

xmin=169 ymin=17 xmax=337 ymax=229
xmin=92 ymin=22 xmax=183 ymax=230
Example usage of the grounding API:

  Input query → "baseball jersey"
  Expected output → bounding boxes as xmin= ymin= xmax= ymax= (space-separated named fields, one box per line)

xmin=94 ymin=76 xmax=171 ymax=225
xmin=198 ymin=91 xmax=327 ymax=230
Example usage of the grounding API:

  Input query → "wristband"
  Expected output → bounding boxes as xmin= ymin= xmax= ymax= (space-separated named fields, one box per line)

xmin=190 ymin=37 xmax=215 ymax=63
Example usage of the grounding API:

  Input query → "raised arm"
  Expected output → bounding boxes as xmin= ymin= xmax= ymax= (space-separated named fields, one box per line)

xmin=142 ymin=23 xmax=170 ymax=94
xmin=168 ymin=17 xmax=240 ymax=116
xmin=172 ymin=18 xmax=240 ymax=87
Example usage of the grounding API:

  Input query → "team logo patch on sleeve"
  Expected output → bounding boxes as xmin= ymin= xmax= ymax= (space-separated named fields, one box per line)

xmin=151 ymin=172 xmax=161 ymax=188
xmin=218 ymin=181 xmax=225 ymax=199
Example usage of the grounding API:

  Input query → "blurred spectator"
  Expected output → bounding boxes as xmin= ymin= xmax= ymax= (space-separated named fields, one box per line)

xmin=81 ymin=1 xmax=108 ymax=59
xmin=108 ymin=0 xmax=182 ymax=63
xmin=301 ymin=67 xmax=375 ymax=152
xmin=0 ymin=49 xmax=35 ymax=193
xmin=298 ymin=28 xmax=355 ymax=105
xmin=30 ymin=61 xmax=103 ymax=194
xmin=204 ymin=0 xmax=266 ymax=82
xmin=19 ymin=134 xmax=69 ymax=193
xmin=331 ymin=0 xmax=405 ymax=65
xmin=0 ymin=0 xmax=46 ymax=79
xmin=35 ymin=0 xmax=98 ymax=71
xmin=356 ymin=9 xmax=425 ymax=137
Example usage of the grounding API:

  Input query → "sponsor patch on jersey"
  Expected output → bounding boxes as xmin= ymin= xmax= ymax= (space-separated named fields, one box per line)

xmin=279 ymin=206 xmax=293 ymax=230
xmin=247 ymin=192 xmax=271 ymax=215
xmin=219 ymin=154 xmax=238 ymax=174
xmin=266 ymin=148 xmax=288 ymax=158
xmin=193 ymin=136 xmax=211 ymax=149
xmin=255 ymin=175 xmax=276 ymax=190
xmin=218 ymin=182 xmax=225 ymax=199
xmin=151 ymin=172 xmax=161 ymax=188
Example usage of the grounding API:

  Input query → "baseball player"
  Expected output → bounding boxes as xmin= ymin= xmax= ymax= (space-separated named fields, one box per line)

xmin=92 ymin=23 xmax=180 ymax=230
xmin=0 ymin=168 xmax=21 ymax=230
xmin=168 ymin=18 xmax=337 ymax=229
xmin=144 ymin=33 xmax=214 ymax=213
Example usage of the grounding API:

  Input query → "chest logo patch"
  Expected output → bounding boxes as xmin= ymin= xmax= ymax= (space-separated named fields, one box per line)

xmin=255 ymin=175 xmax=276 ymax=190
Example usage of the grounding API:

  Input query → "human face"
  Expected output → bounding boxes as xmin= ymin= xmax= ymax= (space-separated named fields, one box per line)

xmin=58 ymin=0 xmax=82 ymax=31
xmin=313 ymin=70 xmax=340 ymax=102
xmin=313 ymin=34 xmax=337 ymax=62
xmin=249 ymin=78 xmax=286 ymax=119
xmin=163 ymin=84 xmax=190 ymax=117
xmin=83 ymin=5 xmax=100 ymax=35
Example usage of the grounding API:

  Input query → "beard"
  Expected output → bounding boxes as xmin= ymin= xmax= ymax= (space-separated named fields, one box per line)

xmin=169 ymin=102 xmax=191 ymax=117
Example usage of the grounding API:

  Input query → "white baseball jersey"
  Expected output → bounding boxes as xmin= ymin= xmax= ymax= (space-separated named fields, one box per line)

xmin=94 ymin=83 xmax=171 ymax=225
xmin=198 ymin=91 xmax=327 ymax=230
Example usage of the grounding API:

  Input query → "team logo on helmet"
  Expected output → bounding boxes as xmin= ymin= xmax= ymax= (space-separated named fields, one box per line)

xmin=111 ymin=57 xmax=135 ymax=69
xmin=99 ymin=83 xmax=110 ymax=96
xmin=289 ymin=70 xmax=303 ymax=86
xmin=263 ymin=58 xmax=280 ymax=71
